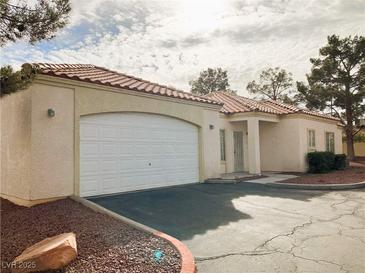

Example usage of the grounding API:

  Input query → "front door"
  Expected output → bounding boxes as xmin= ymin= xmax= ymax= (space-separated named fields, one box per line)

xmin=234 ymin=131 xmax=244 ymax=172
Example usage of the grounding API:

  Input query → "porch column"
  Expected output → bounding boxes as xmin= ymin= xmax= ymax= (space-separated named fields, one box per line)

xmin=247 ymin=118 xmax=261 ymax=174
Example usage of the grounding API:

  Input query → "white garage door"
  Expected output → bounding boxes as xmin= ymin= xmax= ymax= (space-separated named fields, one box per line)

xmin=80 ymin=113 xmax=199 ymax=197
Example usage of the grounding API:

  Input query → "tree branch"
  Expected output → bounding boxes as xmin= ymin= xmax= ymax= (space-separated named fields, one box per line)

xmin=353 ymin=126 xmax=364 ymax=137
xmin=327 ymin=104 xmax=346 ymax=125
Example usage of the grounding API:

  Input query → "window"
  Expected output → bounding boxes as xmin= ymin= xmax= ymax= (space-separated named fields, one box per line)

xmin=220 ymin=129 xmax=226 ymax=161
xmin=308 ymin=129 xmax=316 ymax=152
xmin=325 ymin=132 xmax=335 ymax=153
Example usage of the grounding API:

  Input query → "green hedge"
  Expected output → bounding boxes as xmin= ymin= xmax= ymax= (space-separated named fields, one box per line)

xmin=307 ymin=152 xmax=335 ymax=173
xmin=333 ymin=154 xmax=347 ymax=170
xmin=307 ymin=152 xmax=348 ymax=173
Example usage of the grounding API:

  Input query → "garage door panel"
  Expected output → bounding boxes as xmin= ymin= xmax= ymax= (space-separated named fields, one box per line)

xmin=80 ymin=160 xmax=99 ymax=175
xmin=99 ymin=143 xmax=118 ymax=154
xmin=100 ymin=126 xmax=119 ymax=140
xmin=81 ymin=125 xmax=99 ymax=140
xmin=80 ymin=113 xmax=199 ymax=197
xmin=120 ymin=145 xmax=135 ymax=155
xmin=80 ymin=176 xmax=100 ymax=196
xmin=80 ymin=142 xmax=99 ymax=157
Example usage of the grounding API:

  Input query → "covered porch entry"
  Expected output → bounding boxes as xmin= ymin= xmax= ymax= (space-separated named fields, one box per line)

xmin=220 ymin=112 xmax=279 ymax=175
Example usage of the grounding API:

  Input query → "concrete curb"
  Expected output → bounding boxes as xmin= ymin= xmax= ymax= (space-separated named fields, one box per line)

xmin=266 ymin=181 xmax=365 ymax=190
xmin=205 ymin=179 xmax=238 ymax=184
xmin=71 ymin=196 xmax=196 ymax=273
xmin=154 ymin=231 xmax=196 ymax=273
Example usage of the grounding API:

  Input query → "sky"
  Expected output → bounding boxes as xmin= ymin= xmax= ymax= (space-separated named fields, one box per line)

xmin=1 ymin=0 xmax=365 ymax=96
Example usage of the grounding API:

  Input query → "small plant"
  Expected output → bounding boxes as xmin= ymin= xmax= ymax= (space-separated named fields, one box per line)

xmin=307 ymin=151 xmax=335 ymax=173
xmin=333 ymin=154 xmax=347 ymax=170
xmin=307 ymin=152 xmax=348 ymax=173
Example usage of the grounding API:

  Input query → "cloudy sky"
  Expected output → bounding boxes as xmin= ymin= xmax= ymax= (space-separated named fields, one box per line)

xmin=1 ymin=0 xmax=364 ymax=95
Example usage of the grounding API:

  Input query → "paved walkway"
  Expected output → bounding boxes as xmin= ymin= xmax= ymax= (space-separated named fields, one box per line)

xmin=350 ymin=161 xmax=365 ymax=168
xmin=90 ymin=183 xmax=365 ymax=272
xmin=247 ymin=172 xmax=298 ymax=184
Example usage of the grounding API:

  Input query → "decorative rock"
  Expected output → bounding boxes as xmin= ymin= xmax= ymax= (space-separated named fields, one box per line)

xmin=11 ymin=233 xmax=77 ymax=273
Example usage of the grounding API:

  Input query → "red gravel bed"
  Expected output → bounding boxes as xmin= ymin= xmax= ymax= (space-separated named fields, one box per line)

xmin=279 ymin=167 xmax=365 ymax=185
xmin=0 ymin=198 xmax=181 ymax=273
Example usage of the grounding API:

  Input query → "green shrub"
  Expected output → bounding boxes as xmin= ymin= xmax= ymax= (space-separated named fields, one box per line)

xmin=307 ymin=151 xmax=335 ymax=173
xmin=333 ymin=154 xmax=347 ymax=170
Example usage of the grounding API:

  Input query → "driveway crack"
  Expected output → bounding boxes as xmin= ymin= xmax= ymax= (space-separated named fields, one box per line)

xmin=287 ymin=252 xmax=349 ymax=273
xmin=195 ymin=250 xmax=276 ymax=261
xmin=254 ymin=217 xmax=314 ymax=251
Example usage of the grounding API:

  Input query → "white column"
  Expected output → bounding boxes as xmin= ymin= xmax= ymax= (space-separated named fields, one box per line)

xmin=247 ymin=118 xmax=261 ymax=174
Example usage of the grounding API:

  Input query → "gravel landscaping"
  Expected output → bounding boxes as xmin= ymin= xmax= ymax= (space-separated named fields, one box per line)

xmin=279 ymin=167 xmax=365 ymax=184
xmin=0 ymin=198 xmax=181 ymax=273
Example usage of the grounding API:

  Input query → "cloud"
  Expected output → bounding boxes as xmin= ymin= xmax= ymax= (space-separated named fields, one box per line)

xmin=1 ymin=0 xmax=364 ymax=96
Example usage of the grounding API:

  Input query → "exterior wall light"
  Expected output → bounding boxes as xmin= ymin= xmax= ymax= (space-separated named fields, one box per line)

xmin=209 ymin=124 xmax=214 ymax=130
xmin=47 ymin=108 xmax=55 ymax=118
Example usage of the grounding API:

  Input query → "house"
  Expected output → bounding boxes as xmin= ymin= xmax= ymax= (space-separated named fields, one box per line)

xmin=1 ymin=63 xmax=343 ymax=206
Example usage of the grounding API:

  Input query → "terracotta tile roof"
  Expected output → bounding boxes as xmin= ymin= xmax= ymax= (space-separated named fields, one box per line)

xmin=205 ymin=91 xmax=340 ymax=121
xmin=31 ymin=63 xmax=221 ymax=106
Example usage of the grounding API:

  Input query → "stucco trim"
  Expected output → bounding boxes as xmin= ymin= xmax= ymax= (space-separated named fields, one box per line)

xmin=34 ymin=76 xmax=222 ymax=111
xmin=79 ymin=111 xmax=203 ymax=128
xmin=229 ymin=111 xmax=279 ymax=122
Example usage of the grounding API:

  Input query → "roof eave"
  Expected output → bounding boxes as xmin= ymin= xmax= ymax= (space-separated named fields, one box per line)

xmin=34 ymin=74 xmax=223 ymax=110
xmin=36 ymin=72 xmax=223 ymax=107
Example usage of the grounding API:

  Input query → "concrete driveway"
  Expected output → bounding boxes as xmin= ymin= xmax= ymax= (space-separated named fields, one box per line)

xmin=90 ymin=183 xmax=365 ymax=272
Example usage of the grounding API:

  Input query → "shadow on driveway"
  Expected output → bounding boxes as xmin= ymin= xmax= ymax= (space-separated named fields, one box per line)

xmin=89 ymin=182 xmax=328 ymax=240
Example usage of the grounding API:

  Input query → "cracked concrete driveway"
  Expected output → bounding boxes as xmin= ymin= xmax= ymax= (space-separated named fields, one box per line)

xmin=90 ymin=183 xmax=365 ymax=272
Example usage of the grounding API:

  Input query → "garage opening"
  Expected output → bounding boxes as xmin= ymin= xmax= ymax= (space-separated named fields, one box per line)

xmin=79 ymin=113 xmax=199 ymax=197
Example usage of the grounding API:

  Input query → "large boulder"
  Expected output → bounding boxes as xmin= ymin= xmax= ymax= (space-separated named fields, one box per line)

xmin=11 ymin=232 xmax=77 ymax=273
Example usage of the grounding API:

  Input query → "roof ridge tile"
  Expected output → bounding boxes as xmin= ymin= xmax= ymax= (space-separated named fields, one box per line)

xmin=204 ymin=91 xmax=339 ymax=121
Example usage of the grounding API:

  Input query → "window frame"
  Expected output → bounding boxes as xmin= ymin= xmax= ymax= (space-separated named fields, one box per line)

xmin=325 ymin=131 xmax=335 ymax=153
xmin=219 ymin=129 xmax=226 ymax=161
xmin=307 ymin=129 xmax=316 ymax=152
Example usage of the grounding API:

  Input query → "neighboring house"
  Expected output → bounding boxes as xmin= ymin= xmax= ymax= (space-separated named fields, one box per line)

xmin=1 ymin=63 xmax=342 ymax=206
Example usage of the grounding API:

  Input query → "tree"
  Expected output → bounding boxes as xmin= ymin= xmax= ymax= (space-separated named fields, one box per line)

xmin=296 ymin=35 xmax=365 ymax=160
xmin=189 ymin=68 xmax=232 ymax=95
xmin=0 ymin=64 xmax=40 ymax=97
xmin=0 ymin=0 xmax=71 ymax=46
xmin=1 ymin=0 xmax=71 ymax=96
xmin=246 ymin=67 xmax=295 ymax=102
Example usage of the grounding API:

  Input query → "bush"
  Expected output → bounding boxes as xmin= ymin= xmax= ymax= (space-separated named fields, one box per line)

xmin=307 ymin=151 xmax=335 ymax=173
xmin=333 ymin=154 xmax=347 ymax=170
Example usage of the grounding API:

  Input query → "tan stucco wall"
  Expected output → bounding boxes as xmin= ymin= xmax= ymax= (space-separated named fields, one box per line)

xmin=343 ymin=142 xmax=365 ymax=157
xmin=1 ymin=90 xmax=32 ymax=200
xmin=260 ymin=116 xmax=342 ymax=172
xmin=259 ymin=118 xmax=302 ymax=172
xmin=202 ymin=109 xmax=221 ymax=179
xmin=30 ymin=83 xmax=75 ymax=199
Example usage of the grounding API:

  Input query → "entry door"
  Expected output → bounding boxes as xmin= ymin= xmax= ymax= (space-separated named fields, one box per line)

xmin=80 ymin=113 xmax=199 ymax=197
xmin=234 ymin=131 xmax=244 ymax=172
